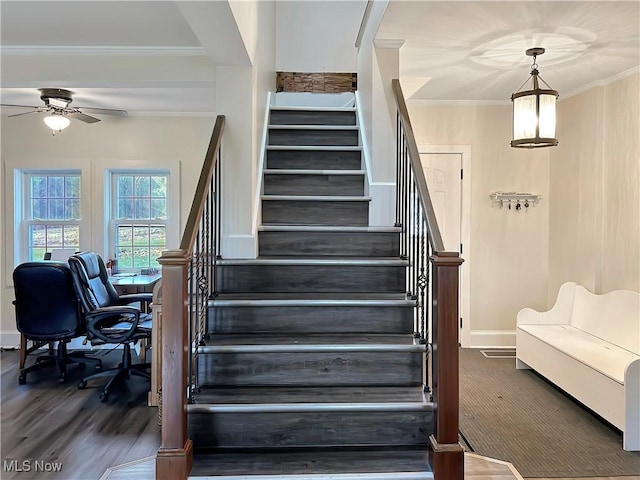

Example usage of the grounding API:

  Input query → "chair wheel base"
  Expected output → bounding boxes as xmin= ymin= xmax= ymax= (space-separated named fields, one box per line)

xmin=99 ymin=392 xmax=109 ymax=402
xmin=78 ymin=380 xmax=87 ymax=389
xmin=18 ymin=374 xmax=26 ymax=385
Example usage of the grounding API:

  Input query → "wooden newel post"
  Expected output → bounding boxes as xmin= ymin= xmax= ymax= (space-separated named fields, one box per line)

xmin=429 ymin=252 xmax=464 ymax=480
xmin=156 ymin=249 xmax=193 ymax=480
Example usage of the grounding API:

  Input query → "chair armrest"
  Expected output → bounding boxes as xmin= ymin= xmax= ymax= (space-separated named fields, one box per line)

xmin=85 ymin=306 xmax=142 ymax=344
xmin=116 ymin=293 xmax=153 ymax=305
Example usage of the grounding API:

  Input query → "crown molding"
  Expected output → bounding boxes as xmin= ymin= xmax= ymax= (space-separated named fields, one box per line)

xmin=561 ymin=65 xmax=640 ymax=100
xmin=0 ymin=46 xmax=207 ymax=56
xmin=373 ymin=39 xmax=405 ymax=49
xmin=407 ymin=99 xmax=510 ymax=107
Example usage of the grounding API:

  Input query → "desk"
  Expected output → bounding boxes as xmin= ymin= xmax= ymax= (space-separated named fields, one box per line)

xmin=109 ymin=273 xmax=162 ymax=296
xmin=109 ymin=273 xmax=162 ymax=407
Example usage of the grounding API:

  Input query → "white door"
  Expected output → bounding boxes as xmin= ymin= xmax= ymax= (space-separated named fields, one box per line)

xmin=420 ymin=153 xmax=462 ymax=253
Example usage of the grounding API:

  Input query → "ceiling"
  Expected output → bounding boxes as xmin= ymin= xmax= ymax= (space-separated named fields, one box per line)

xmin=1 ymin=0 xmax=638 ymax=117
xmin=377 ymin=1 xmax=640 ymax=103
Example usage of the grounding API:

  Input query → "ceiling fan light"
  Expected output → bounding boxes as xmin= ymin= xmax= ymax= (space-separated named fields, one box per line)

xmin=43 ymin=115 xmax=70 ymax=132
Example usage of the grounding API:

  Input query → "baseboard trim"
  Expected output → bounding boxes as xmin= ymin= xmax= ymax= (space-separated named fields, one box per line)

xmin=468 ymin=330 xmax=516 ymax=349
xmin=369 ymin=182 xmax=395 ymax=226
xmin=222 ymin=234 xmax=256 ymax=259
xmin=0 ymin=331 xmax=20 ymax=349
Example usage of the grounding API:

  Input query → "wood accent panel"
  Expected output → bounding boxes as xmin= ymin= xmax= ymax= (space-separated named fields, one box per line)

xmin=276 ymin=72 xmax=357 ymax=93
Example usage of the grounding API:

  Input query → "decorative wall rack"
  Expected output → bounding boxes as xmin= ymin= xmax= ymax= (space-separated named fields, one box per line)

xmin=490 ymin=191 xmax=541 ymax=211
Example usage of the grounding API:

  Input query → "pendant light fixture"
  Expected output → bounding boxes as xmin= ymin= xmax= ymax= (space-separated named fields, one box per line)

xmin=511 ymin=47 xmax=559 ymax=148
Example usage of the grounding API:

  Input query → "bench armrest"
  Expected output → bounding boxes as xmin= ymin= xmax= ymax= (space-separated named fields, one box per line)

xmin=517 ymin=282 xmax=577 ymax=325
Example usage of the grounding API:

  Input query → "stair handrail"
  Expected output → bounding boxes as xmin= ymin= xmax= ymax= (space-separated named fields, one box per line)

xmin=155 ymin=115 xmax=225 ymax=480
xmin=391 ymin=79 xmax=464 ymax=480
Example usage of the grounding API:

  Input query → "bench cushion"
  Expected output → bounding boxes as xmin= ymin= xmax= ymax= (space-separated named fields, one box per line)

xmin=518 ymin=324 xmax=639 ymax=385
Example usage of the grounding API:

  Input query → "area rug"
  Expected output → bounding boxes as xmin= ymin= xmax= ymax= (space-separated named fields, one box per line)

xmin=459 ymin=348 xmax=640 ymax=477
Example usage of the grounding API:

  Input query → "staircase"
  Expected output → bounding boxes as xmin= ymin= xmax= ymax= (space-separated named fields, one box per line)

xmin=187 ymin=104 xmax=435 ymax=478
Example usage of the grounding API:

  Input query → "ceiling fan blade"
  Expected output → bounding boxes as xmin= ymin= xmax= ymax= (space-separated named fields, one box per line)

xmin=67 ymin=111 xmax=100 ymax=124
xmin=1 ymin=103 xmax=41 ymax=109
xmin=8 ymin=109 xmax=43 ymax=118
xmin=77 ymin=106 xmax=128 ymax=116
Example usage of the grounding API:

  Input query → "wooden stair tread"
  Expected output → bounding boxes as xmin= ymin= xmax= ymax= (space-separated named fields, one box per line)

xmin=192 ymin=386 xmax=429 ymax=404
xmin=212 ymin=292 xmax=410 ymax=301
xmin=202 ymin=334 xmax=420 ymax=346
xmin=217 ymin=257 xmax=407 ymax=266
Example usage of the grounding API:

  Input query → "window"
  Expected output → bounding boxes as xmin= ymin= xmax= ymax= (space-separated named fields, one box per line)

xmin=111 ymin=173 xmax=169 ymax=270
xmin=24 ymin=173 xmax=82 ymax=261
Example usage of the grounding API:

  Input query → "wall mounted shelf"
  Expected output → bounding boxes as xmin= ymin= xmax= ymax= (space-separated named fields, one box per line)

xmin=490 ymin=191 xmax=541 ymax=210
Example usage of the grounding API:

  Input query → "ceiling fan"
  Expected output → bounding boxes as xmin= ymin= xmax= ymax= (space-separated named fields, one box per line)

xmin=1 ymin=88 xmax=127 ymax=133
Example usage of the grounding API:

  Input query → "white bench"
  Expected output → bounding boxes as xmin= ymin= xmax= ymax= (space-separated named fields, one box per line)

xmin=516 ymin=281 xmax=640 ymax=451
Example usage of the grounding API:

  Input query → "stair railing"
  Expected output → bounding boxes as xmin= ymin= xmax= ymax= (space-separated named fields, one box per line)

xmin=392 ymin=79 xmax=464 ymax=480
xmin=155 ymin=115 xmax=225 ymax=480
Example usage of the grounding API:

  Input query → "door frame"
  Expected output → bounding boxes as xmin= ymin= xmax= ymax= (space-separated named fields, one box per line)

xmin=418 ymin=145 xmax=471 ymax=348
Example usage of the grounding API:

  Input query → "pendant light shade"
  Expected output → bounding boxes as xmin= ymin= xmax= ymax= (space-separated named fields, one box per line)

xmin=43 ymin=114 xmax=70 ymax=132
xmin=511 ymin=48 xmax=559 ymax=148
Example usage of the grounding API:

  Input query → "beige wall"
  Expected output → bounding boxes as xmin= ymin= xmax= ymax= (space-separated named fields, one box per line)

xmin=549 ymin=73 xmax=640 ymax=299
xmin=407 ymin=102 xmax=550 ymax=346
xmin=1 ymin=114 xmax=214 ymax=343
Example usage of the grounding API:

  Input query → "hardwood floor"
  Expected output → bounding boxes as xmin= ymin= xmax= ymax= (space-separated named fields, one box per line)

xmin=2 ymin=349 xmax=638 ymax=480
xmin=0 ymin=349 xmax=160 ymax=480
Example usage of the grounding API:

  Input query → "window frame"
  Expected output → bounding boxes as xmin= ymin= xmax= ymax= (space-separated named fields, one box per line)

xmin=19 ymin=170 xmax=84 ymax=262
xmin=107 ymin=169 xmax=173 ymax=272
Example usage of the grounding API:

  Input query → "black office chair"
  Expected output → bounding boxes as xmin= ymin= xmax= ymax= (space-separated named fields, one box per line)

xmin=68 ymin=252 xmax=152 ymax=402
xmin=12 ymin=262 xmax=102 ymax=384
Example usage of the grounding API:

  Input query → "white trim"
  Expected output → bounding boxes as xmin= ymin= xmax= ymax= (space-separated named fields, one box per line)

xmin=127 ymin=111 xmax=216 ymax=118
xmin=562 ymin=65 xmax=640 ymax=100
xmin=368 ymin=182 xmax=396 ymax=226
xmin=408 ymin=99 xmax=510 ymax=106
xmin=252 ymin=92 xmax=272 ymax=256
xmin=354 ymin=91 xmax=373 ymax=195
xmin=469 ymin=330 xmax=516 ymax=349
xmin=374 ymin=39 xmax=406 ymax=49
xmin=4 ymin=159 xmax=93 ymax=287
xmin=93 ymin=159 xmax=181 ymax=263
xmin=0 ymin=331 xmax=21 ymax=349
xmin=417 ymin=145 xmax=471 ymax=347
xmin=0 ymin=46 xmax=207 ymax=57
xmin=222 ymin=234 xmax=256 ymax=259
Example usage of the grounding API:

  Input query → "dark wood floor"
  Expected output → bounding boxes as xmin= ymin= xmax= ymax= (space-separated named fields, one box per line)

xmin=0 ymin=348 xmax=160 ymax=480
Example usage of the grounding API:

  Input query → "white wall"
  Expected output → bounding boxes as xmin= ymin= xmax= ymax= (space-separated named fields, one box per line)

xmin=217 ymin=0 xmax=276 ymax=258
xmin=549 ymin=73 xmax=640 ymax=299
xmin=407 ymin=102 xmax=550 ymax=347
xmin=355 ymin=1 xmax=393 ymax=225
xmin=1 ymin=114 xmax=214 ymax=344
xmin=276 ymin=1 xmax=364 ymax=72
